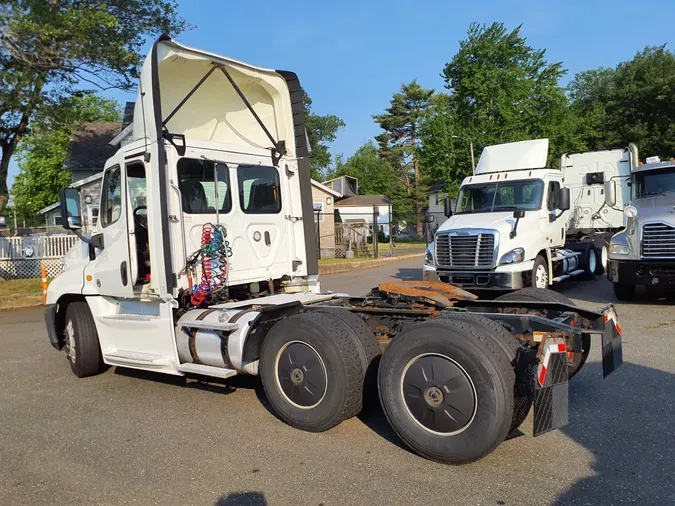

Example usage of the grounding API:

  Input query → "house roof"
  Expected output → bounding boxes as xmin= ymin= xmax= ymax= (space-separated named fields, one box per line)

xmin=427 ymin=181 xmax=446 ymax=193
xmin=335 ymin=195 xmax=391 ymax=207
xmin=63 ymin=122 xmax=121 ymax=170
xmin=39 ymin=172 xmax=104 ymax=214
xmin=311 ymin=179 xmax=341 ymax=197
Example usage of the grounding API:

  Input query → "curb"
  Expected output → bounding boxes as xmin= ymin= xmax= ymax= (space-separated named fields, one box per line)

xmin=319 ymin=253 xmax=424 ymax=275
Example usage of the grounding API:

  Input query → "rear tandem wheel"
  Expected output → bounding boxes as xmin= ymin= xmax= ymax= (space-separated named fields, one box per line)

xmin=377 ymin=318 xmax=515 ymax=464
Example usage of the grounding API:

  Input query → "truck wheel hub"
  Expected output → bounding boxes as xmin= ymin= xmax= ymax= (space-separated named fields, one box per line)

xmin=401 ymin=354 xmax=477 ymax=435
xmin=275 ymin=341 xmax=327 ymax=409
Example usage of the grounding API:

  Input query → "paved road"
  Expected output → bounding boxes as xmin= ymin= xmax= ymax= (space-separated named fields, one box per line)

xmin=1 ymin=258 xmax=674 ymax=505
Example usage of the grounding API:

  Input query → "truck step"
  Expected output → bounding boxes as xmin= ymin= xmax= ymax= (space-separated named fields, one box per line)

xmin=105 ymin=350 xmax=170 ymax=366
xmin=552 ymin=269 xmax=586 ymax=283
xmin=177 ymin=362 xmax=238 ymax=379
xmin=178 ymin=320 xmax=240 ymax=332
xmin=103 ymin=313 xmax=157 ymax=321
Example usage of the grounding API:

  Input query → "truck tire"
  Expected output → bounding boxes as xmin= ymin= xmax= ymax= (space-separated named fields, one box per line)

xmin=613 ymin=282 xmax=635 ymax=301
xmin=378 ymin=318 xmax=514 ymax=464
xmin=531 ymin=255 xmax=549 ymax=288
xmin=259 ymin=312 xmax=363 ymax=432
xmin=64 ymin=301 xmax=108 ymax=378
xmin=495 ymin=288 xmax=590 ymax=378
xmin=595 ymin=244 xmax=608 ymax=275
xmin=437 ymin=312 xmax=533 ymax=435
xmin=314 ymin=308 xmax=381 ymax=411
xmin=583 ymin=247 xmax=598 ymax=279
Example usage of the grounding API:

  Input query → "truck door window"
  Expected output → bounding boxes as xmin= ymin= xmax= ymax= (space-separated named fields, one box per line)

xmin=177 ymin=158 xmax=231 ymax=214
xmin=238 ymin=165 xmax=282 ymax=214
xmin=548 ymin=181 xmax=560 ymax=210
xmin=101 ymin=165 xmax=122 ymax=227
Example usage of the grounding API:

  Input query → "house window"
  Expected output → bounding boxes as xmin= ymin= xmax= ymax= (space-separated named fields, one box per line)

xmin=54 ymin=216 xmax=63 ymax=226
xmin=238 ymin=165 xmax=282 ymax=214
xmin=90 ymin=207 xmax=99 ymax=226
xmin=435 ymin=194 xmax=440 ymax=206
xmin=313 ymin=202 xmax=324 ymax=222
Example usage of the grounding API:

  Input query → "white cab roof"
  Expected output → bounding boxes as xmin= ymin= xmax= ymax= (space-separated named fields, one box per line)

xmin=475 ymin=139 xmax=549 ymax=174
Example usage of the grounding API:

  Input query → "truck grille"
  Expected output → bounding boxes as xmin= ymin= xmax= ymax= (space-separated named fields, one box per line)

xmin=436 ymin=233 xmax=495 ymax=268
xmin=642 ymin=223 xmax=675 ymax=258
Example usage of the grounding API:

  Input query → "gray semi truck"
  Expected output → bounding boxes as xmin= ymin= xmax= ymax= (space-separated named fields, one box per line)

xmin=606 ymin=157 xmax=675 ymax=299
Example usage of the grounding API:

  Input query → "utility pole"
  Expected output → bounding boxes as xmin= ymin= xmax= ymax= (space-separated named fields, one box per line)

xmin=452 ymin=135 xmax=476 ymax=174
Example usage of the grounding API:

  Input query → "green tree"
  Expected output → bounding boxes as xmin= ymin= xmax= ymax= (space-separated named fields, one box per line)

xmin=374 ymin=79 xmax=434 ymax=237
xmin=569 ymin=46 xmax=675 ymax=159
xmin=11 ymin=94 xmax=120 ymax=217
xmin=303 ymin=90 xmax=345 ymax=180
xmin=332 ymin=141 xmax=410 ymax=221
xmin=0 ymin=0 xmax=190 ymax=214
xmin=417 ymin=93 xmax=467 ymax=198
xmin=442 ymin=22 xmax=576 ymax=166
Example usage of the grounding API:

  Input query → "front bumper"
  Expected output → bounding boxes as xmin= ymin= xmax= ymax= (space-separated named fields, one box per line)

xmin=424 ymin=267 xmax=529 ymax=290
xmin=608 ymin=259 xmax=675 ymax=287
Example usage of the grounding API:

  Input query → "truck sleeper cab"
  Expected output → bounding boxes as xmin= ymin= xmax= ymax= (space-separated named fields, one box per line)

xmin=45 ymin=38 xmax=623 ymax=467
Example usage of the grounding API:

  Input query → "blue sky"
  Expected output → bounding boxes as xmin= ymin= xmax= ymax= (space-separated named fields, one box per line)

xmin=8 ymin=0 xmax=675 ymax=189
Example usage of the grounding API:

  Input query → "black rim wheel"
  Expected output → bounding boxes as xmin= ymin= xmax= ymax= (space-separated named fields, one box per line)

xmin=401 ymin=354 xmax=477 ymax=435
xmin=275 ymin=341 xmax=327 ymax=409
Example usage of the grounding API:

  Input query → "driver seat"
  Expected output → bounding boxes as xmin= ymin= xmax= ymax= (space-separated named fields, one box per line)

xmin=180 ymin=180 xmax=208 ymax=213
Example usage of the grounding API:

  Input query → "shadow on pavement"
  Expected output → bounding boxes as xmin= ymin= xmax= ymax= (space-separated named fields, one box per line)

xmin=393 ymin=268 xmax=423 ymax=280
xmin=215 ymin=491 xmax=267 ymax=505
xmin=554 ymin=361 xmax=675 ymax=504
xmin=114 ymin=367 xmax=259 ymax=396
xmin=555 ymin=278 xmax=675 ymax=306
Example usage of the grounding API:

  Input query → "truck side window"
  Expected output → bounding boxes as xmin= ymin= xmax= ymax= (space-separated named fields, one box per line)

xmin=238 ymin=166 xmax=282 ymax=214
xmin=177 ymin=158 xmax=231 ymax=214
xmin=548 ymin=181 xmax=560 ymax=210
xmin=101 ymin=165 xmax=122 ymax=227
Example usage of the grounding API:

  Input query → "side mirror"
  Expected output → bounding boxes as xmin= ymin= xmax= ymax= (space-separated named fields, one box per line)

xmin=513 ymin=210 xmax=525 ymax=219
xmin=60 ymin=188 xmax=82 ymax=230
xmin=604 ymin=180 xmax=616 ymax=207
xmin=443 ymin=198 xmax=453 ymax=218
xmin=556 ymin=187 xmax=571 ymax=211
xmin=424 ymin=213 xmax=435 ymax=224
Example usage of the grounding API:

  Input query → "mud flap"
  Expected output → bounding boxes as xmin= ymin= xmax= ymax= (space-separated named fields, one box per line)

xmin=601 ymin=305 xmax=623 ymax=378
xmin=533 ymin=338 xmax=569 ymax=437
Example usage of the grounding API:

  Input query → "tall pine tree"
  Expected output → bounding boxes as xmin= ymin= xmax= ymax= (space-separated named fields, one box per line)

xmin=373 ymin=80 xmax=434 ymax=237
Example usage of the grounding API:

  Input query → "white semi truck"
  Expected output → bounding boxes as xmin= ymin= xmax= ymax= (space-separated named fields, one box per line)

xmin=45 ymin=36 xmax=623 ymax=465
xmin=424 ymin=139 xmax=635 ymax=290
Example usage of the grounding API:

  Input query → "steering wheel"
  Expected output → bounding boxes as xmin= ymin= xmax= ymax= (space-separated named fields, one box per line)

xmin=133 ymin=206 xmax=148 ymax=229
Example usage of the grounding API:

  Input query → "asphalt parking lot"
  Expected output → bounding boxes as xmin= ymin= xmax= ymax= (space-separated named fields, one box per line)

xmin=1 ymin=257 xmax=674 ymax=505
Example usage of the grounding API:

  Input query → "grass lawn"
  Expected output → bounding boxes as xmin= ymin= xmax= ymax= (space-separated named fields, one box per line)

xmin=0 ymin=278 xmax=45 ymax=310
xmin=318 ymin=257 xmax=383 ymax=265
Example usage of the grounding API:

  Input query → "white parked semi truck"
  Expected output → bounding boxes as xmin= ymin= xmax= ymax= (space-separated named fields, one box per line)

xmin=423 ymin=139 xmax=635 ymax=290
xmin=45 ymin=36 xmax=623 ymax=465
xmin=606 ymin=157 xmax=675 ymax=299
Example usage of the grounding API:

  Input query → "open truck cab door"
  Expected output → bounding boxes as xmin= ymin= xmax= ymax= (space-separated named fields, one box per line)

xmin=133 ymin=35 xmax=317 ymax=300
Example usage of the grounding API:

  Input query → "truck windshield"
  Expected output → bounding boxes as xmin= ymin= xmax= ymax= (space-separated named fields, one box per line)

xmin=456 ymin=179 xmax=544 ymax=214
xmin=633 ymin=166 xmax=675 ymax=199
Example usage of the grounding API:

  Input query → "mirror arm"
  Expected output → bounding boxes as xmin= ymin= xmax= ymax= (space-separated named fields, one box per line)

xmin=72 ymin=229 xmax=104 ymax=249
xmin=510 ymin=218 xmax=520 ymax=239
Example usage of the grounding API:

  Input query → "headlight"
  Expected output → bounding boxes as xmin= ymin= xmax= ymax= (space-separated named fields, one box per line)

xmin=624 ymin=205 xmax=638 ymax=218
xmin=609 ymin=244 xmax=630 ymax=255
xmin=425 ymin=244 xmax=434 ymax=266
xmin=499 ymin=247 xmax=524 ymax=265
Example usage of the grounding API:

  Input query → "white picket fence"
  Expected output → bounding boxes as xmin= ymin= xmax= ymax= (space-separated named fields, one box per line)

xmin=0 ymin=235 xmax=79 ymax=279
